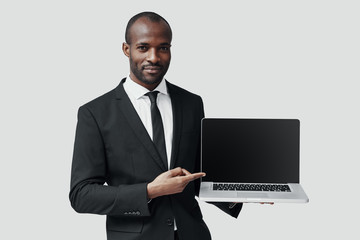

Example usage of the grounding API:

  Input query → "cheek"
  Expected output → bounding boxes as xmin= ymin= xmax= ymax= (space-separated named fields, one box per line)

xmin=161 ymin=54 xmax=171 ymax=65
xmin=130 ymin=51 xmax=144 ymax=64
xmin=130 ymin=56 xmax=143 ymax=68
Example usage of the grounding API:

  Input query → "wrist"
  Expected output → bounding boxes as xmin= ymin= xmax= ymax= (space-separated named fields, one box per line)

xmin=147 ymin=182 xmax=159 ymax=199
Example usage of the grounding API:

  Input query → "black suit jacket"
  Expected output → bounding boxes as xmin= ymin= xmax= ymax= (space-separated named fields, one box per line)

xmin=70 ymin=79 xmax=242 ymax=240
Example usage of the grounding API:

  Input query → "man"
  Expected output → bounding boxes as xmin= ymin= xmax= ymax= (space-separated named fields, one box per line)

xmin=69 ymin=12 xmax=242 ymax=240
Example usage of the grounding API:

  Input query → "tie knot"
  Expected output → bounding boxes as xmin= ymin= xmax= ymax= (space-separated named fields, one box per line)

xmin=146 ymin=91 xmax=159 ymax=103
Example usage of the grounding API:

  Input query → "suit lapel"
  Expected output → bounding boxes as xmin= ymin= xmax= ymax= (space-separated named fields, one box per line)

xmin=115 ymin=79 xmax=167 ymax=171
xmin=167 ymin=81 xmax=183 ymax=169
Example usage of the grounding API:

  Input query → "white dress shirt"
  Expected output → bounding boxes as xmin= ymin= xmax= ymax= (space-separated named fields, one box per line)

xmin=124 ymin=76 xmax=178 ymax=230
xmin=123 ymin=76 xmax=173 ymax=169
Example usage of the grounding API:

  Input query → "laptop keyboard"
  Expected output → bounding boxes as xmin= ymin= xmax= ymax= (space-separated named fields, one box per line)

xmin=213 ymin=183 xmax=291 ymax=192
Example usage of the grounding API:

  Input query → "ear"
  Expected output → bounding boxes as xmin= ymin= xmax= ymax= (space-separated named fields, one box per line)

xmin=122 ymin=42 xmax=130 ymax=58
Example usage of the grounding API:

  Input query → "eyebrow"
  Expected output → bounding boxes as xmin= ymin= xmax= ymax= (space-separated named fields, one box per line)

xmin=136 ymin=42 xmax=171 ymax=46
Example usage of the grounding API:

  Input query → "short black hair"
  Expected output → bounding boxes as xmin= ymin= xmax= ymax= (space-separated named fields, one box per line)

xmin=125 ymin=11 xmax=172 ymax=44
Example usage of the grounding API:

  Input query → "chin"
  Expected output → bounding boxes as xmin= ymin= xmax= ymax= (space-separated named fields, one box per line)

xmin=142 ymin=76 xmax=163 ymax=85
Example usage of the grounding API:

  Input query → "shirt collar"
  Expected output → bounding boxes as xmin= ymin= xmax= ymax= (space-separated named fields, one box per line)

xmin=125 ymin=75 xmax=169 ymax=100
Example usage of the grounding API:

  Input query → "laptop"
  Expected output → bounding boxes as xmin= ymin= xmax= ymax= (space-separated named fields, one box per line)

xmin=199 ymin=118 xmax=309 ymax=203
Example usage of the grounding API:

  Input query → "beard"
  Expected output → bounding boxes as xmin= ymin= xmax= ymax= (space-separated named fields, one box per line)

xmin=129 ymin=56 xmax=169 ymax=86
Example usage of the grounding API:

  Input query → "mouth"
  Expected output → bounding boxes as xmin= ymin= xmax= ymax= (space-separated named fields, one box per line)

xmin=142 ymin=65 xmax=162 ymax=74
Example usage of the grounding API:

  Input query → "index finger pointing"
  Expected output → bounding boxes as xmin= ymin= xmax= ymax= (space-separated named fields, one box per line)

xmin=182 ymin=168 xmax=192 ymax=176
xmin=184 ymin=172 xmax=206 ymax=182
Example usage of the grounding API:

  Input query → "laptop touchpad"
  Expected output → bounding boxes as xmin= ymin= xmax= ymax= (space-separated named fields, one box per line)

xmin=237 ymin=192 xmax=268 ymax=198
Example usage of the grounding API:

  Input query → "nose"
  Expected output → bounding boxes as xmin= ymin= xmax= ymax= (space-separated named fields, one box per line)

xmin=146 ymin=48 xmax=160 ymax=64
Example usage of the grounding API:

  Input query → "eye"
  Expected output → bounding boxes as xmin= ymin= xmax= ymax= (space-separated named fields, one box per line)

xmin=160 ymin=46 xmax=170 ymax=52
xmin=137 ymin=46 xmax=148 ymax=51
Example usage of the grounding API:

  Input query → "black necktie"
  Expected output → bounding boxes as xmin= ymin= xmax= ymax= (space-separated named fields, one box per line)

xmin=146 ymin=91 xmax=168 ymax=168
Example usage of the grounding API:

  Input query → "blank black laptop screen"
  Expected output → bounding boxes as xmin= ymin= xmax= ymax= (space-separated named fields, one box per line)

xmin=201 ymin=119 xmax=300 ymax=184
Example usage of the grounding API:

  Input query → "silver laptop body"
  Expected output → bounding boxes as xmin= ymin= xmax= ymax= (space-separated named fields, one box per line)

xmin=199 ymin=118 xmax=309 ymax=203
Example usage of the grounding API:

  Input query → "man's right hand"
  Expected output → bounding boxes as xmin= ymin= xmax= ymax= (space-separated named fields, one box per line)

xmin=147 ymin=167 xmax=206 ymax=199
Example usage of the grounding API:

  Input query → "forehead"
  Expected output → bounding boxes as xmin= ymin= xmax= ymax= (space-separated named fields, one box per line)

xmin=128 ymin=18 xmax=172 ymax=44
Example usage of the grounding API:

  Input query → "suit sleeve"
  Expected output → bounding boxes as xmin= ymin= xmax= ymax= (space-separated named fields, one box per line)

xmin=69 ymin=106 xmax=151 ymax=217
xmin=194 ymin=97 xmax=243 ymax=219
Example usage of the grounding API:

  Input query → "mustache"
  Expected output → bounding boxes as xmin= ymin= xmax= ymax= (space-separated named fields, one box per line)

xmin=142 ymin=63 xmax=163 ymax=69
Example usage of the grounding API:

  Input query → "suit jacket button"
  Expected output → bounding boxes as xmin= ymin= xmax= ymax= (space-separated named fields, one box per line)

xmin=166 ymin=218 xmax=173 ymax=226
xmin=136 ymin=211 xmax=140 ymax=215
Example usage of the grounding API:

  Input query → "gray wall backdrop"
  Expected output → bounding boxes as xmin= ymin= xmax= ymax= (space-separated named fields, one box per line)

xmin=1 ymin=0 xmax=359 ymax=239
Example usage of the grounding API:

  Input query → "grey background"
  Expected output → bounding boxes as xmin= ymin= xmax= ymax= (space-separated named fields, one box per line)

xmin=1 ymin=0 xmax=359 ymax=239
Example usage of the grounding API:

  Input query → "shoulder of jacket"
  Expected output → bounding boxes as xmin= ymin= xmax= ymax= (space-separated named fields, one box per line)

xmin=79 ymin=86 xmax=117 ymax=112
xmin=166 ymin=81 xmax=202 ymax=100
